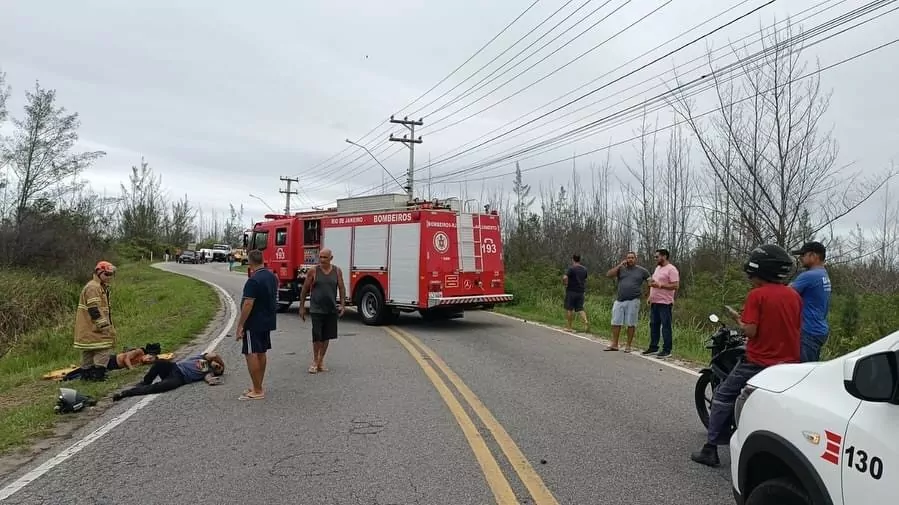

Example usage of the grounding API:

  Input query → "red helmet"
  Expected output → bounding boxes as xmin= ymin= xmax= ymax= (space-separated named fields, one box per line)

xmin=95 ymin=261 xmax=117 ymax=275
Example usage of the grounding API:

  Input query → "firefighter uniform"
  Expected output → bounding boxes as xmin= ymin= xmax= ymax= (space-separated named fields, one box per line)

xmin=74 ymin=262 xmax=117 ymax=381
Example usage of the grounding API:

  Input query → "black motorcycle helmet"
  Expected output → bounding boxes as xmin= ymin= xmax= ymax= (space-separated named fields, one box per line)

xmin=743 ymin=244 xmax=794 ymax=283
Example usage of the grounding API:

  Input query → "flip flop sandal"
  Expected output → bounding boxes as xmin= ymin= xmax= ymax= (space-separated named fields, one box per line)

xmin=239 ymin=392 xmax=264 ymax=400
xmin=604 ymin=347 xmax=619 ymax=352
xmin=308 ymin=365 xmax=318 ymax=374
xmin=317 ymin=366 xmax=329 ymax=372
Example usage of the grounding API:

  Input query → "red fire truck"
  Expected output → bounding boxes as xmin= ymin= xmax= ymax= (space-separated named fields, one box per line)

xmin=242 ymin=194 xmax=513 ymax=325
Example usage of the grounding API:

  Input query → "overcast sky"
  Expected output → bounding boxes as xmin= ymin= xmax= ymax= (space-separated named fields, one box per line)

xmin=1 ymin=0 xmax=897 ymax=233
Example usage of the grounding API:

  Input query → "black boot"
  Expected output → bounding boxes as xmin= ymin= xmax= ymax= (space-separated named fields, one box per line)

xmin=91 ymin=366 xmax=108 ymax=382
xmin=690 ymin=443 xmax=720 ymax=467
xmin=79 ymin=367 xmax=93 ymax=381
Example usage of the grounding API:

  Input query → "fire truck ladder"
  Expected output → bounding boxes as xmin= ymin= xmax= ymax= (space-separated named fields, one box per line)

xmin=457 ymin=210 xmax=482 ymax=272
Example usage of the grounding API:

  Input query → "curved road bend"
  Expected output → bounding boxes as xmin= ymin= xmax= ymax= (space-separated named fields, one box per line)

xmin=0 ymin=263 xmax=733 ymax=505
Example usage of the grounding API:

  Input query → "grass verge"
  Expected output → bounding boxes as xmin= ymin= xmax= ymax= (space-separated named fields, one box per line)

xmin=496 ymin=295 xmax=711 ymax=364
xmin=498 ymin=269 xmax=899 ymax=365
xmin=0 ymin=263 xmax=218 ymax=454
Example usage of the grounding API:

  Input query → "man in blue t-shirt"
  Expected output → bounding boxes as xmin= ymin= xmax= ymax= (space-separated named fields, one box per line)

xmin=236 ymin=249 xmax=278 ymax=400
xmin=111 ymin=352 xmax=224 ymax=401
xmin=790 ymin=241 xmax=832 ymax=362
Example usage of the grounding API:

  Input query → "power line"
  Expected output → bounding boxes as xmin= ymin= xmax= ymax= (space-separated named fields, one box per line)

xmin=417 ymin=0 xmax=777 ymax=172
xmin=416 ymin=0 xmax=766 ymax=168
xmin=426 ymin=0 xmax=866 ymax=183
xmin=422 ymin=0 xmax=653 ymax=131
xmin=349 ymin=0 xmax=780 ymax=197
xmin=296 ymin=0 xmax=543 ymax=178
xmin=442 ymin=35 xmax=899 ymax=185
xmin=412 ymin=0 xmax=613 ymax=119
xmin=347 ymin=0 xmax=889 ymax=196
xmin=400 ymin=0 xmax=550 ymax=118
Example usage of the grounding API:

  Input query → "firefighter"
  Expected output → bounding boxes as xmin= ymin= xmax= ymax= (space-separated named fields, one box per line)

xmin=74 ymin=261 xmax=118 ymax=381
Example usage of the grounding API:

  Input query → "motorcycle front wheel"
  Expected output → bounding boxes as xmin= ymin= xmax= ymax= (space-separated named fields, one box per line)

xmin=694 ymin=371 xmax=717 ymax=428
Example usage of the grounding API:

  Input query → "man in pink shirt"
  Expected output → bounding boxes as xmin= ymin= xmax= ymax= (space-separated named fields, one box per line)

xmin=643 ymin=248 xmax=679 ymax=358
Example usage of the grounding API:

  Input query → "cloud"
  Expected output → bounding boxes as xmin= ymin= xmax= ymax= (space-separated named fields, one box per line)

xmin=0 ymin=0 xmax=896 ymax=236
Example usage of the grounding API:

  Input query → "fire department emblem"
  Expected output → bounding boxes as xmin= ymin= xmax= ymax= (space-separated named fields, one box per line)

xmin=275 ymin=247 xmax=286 ymax=260
xmin=433 ymin=232 xmax=449 ymax=253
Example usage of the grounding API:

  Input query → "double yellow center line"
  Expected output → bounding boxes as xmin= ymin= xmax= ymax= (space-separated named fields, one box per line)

xmin=385 ymin=326 xmax=559 ymax=505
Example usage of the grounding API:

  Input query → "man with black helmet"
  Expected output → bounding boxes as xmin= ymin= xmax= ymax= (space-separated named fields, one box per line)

xmin=690 ymin=244 xmax=802 ymax=467
xmin=790 ymin=241 xmax=832 ymax=362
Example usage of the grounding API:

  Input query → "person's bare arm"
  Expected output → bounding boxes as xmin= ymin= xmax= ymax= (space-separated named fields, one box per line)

xmin=606 ymin=261 xmax=626 ymax=278
xmin=658 ymin=280 xmax=680 ymax=290
xmin=238 ymin=298 xmax=254 ymax=326
xmin=123 ymin=351 xmax=135 ymax=370
xmin=336 ymin=267 xmax=347 ymax=315
xmin=299 ymin=269 xmax=315 ymax=308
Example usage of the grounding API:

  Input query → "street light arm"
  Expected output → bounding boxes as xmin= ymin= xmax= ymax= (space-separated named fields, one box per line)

xmin=248 ymin=193 xmax=276 ymax=213
xmin=345 ymin=139 xmax=406 ymax=193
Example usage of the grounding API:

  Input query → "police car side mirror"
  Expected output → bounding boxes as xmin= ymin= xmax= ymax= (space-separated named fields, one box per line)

xmin=843 ymin=350 xmax=899 ymax=404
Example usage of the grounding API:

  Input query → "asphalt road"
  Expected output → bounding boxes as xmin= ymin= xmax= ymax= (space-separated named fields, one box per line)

xmin=0 ymin=263 xmax=733 ymax=505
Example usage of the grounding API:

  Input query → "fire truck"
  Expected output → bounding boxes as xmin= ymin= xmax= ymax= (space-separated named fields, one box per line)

xmin=242 ymin=193 xmax=513 ymax=325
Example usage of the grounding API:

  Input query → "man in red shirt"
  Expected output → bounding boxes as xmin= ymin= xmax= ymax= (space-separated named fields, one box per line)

xmin=691 ymin=244 xmax=801 ymax=467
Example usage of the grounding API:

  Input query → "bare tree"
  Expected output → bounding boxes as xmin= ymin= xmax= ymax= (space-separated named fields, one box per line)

xmin=511 ymin=161 xmax=535 ymax=231
xmin=118 ymin=157 xmax=166 ymax=245
xmin=0 ymin=71 xmax=10 ymax=220
xmin=1 ymin=81 xmax=105 ymax=225
xmin=670 ymin=21 xmax=894 ymax=250
xmin=222 ymin=203 xmax=246 ymax=246
xmin=166 ymin=194 xmax=195 ymax=247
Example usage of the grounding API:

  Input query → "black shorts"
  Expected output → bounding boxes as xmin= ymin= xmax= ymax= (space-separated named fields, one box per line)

xmin=242 ymin=329 xmax=272 ymax=355
xmin=311 ymin=313 xmax=338 ymax=342
xmin=565 ymin=291 xmax=585 ymax=312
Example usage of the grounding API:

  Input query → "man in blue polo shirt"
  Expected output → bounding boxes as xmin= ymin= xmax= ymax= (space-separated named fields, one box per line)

xmin=790 ymin=241 xmax=832 ymax=362
xmin=236 ymin=249 xmax=278 ymax=400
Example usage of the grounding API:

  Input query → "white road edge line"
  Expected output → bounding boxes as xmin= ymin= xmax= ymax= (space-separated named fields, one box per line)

xmin=487 ymin=311 xmax=701 ymax=377
xmin=0 ymin=265 xmax=237 ymax=502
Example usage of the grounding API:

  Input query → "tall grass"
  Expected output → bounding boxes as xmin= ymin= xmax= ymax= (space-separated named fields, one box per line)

xmin=0 ymin=263 xmax=219 ymax=453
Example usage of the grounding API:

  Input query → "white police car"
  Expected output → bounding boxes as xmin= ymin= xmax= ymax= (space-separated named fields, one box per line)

xmin=729 ymin=329 xmax=898 ymax=504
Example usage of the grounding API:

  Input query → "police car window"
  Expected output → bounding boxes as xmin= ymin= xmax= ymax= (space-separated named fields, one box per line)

xmin=275 ymin=228 xmax=288 ymax=246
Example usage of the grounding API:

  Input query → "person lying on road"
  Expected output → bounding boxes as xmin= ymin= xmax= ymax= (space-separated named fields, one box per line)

xmin=112 ymin=352 xmax=225 ymax=401
xmin=106 ymin=347 xmax=156 ymax=371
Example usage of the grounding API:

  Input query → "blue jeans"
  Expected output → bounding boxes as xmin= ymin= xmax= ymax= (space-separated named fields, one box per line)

xmin=800 ymin=332 xmax=828 ymax=362
xmin=649 ymin=303 xmax=673 ymax=353
xmin=707 ymin=361 xmax=765 ymax=445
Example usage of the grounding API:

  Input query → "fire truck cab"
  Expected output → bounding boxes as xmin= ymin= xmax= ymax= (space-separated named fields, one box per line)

xmin=243 ymin=193 xmax=513 ymax=325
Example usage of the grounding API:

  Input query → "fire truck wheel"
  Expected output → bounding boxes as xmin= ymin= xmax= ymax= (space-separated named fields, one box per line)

xmin=357 ymin=284 xmax=386 ymax=325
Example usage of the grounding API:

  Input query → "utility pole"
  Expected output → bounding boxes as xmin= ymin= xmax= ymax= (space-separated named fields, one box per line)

xmin=389 ymin=115 xmax=423 ymax=200
xmin=279 ymin=176 xmax=299 ymax=214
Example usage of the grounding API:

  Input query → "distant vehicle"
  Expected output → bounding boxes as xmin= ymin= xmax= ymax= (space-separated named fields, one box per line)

xmin=211 ymin=244 xmax=232 ymax=262
xmin=245 ymin=193 xmax=513 ymax=323
xmin=177 ymin=250 xmax=198 ymax=264
xmin=194 ymin=248 xmax=212 ymax=263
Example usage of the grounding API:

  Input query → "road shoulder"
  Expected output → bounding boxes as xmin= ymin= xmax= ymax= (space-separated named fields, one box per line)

xmin=0 ymin=262 xmax=229 ymax=483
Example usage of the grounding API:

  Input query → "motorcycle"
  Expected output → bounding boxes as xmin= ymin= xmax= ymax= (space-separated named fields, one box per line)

xmin=694 ymin=309 xmax=746 ymax=430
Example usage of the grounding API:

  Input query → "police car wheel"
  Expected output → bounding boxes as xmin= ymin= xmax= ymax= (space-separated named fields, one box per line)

xmin=745 ymin=477 xmax=810 ymax=505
